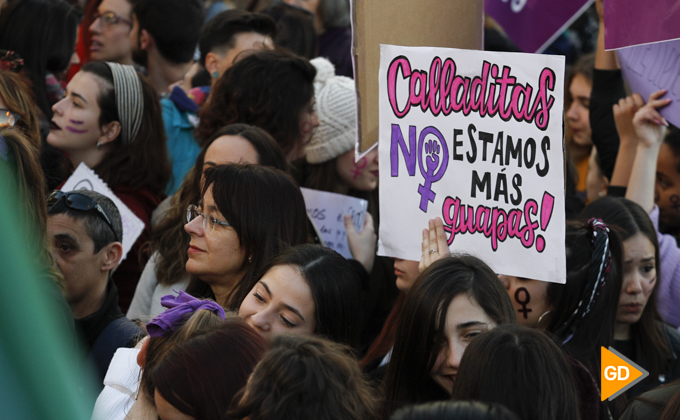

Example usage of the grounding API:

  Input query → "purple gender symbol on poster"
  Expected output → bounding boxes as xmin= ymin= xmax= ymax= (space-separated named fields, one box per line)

xmin=417 ymin=126 xmax=448 ymax=212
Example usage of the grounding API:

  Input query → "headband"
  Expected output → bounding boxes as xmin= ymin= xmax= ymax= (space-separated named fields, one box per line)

xmin=146 ymin=291 xmax=226 ymax=337
xmin=558 ymin=218 xmax=612 ymax=344
xmin=104 ymin=62 xmax=143 ymax=146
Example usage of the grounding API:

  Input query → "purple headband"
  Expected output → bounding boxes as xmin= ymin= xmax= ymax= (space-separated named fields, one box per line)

xmin=146 ymin=291 xmax=226 ymax=338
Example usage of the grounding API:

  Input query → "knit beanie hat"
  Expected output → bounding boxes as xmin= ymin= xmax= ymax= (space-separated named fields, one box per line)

xmin=306 ymin=57 xmax=357 ymax=164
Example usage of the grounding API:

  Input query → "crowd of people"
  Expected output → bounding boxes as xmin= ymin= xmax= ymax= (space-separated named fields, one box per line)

xmin=1 ymin=0 xmax=680 ymax=419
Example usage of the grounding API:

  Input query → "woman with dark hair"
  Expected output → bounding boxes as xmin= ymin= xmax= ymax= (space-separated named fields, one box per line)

xmin=0 ymin=0 xmax=81 ymax=117
xmin=127 ymin=124 xmax=288 ymax=321
xmin=196 ymin=49 xmax=319 ymax=161
xmin=566 ymin=53 xmax=595 ymax=198
xmin=152 ymin=320 xmax=266 ymax=420
xmin=500 ymin=220 xmax=623 ymax=382
xmin=183 ymin=164 xmax=309 ymax=309
xmin=620 ymin=379 xmax=680 ymax=420
xmin=450 ymin=325 xmax=581 ymax=420
xmin=239 ymin=244 xmax=365 ymax=348
xmin=390 ymin=401 xmax=520 ymax=420
xmin=580 ymin=196 xmax=680 ymax=397
xmin=231 ymin=334 xmax=376 ymax=420
xmin=47 ymin=61 xmax=172 ymax=311
xmin=380 ymin=255 xmax=517 ymax=418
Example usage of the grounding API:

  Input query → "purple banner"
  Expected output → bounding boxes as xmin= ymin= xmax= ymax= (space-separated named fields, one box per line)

xmin=605 ymin=0 xmax=680 ymax=50
xmin=618 ymin=39 xmax=680 ymax=128
xmin=485 ymin=0 xmax=594 ymax=53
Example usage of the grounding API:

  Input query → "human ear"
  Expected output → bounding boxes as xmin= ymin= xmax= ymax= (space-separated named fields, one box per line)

xmin=137 ymin=336 xmax=150 ymax=368
xmin=97 ymin=121 xmax=122 ymax=147
xmin=101 ymin=241 xmax=123 ymax=271
xmin=140 ymin=29 xmax=152 ymax=50
xmin=205 ymin=52 xmax=223 ymax=77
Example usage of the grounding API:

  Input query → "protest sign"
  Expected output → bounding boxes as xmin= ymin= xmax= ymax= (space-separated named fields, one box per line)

xmin=378 ymin=45 xmax=566 ymax=283
xmin=604 ymin=0 xmax=680 ymax=50
xmin=618 ymin=39 xmax=680 ymax=128
xmin=351 ymin=0 xmax=483 ymax=156
xmin=300 ymin=187 xmax=368 ymax=259
xmin=61 ymin=163 xmax=145 ymax=262
xmin=485 ymin=0 xmax=594 ymax=53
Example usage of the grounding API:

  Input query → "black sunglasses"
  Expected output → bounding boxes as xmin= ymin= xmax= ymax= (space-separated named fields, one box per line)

xmin=47 ymin=191 xmax=120 ymax=242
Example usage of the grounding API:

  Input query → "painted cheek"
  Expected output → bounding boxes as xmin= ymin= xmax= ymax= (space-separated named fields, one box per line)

xmin=514 ymin=287 xmax=532 ymax=319
xmin=66 ymin=119 xmax=88 ymax=134
xmin=351 ymin=157 xmax=367 ymax=179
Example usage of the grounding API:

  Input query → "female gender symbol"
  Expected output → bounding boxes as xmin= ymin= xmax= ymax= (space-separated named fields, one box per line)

xmin=417 ymin=127 xmax=448 ymax=212
xmin=514 ymin=287 xmax=532 ymax=319
xmin=351 ymin=157 xmax=367 ymax=179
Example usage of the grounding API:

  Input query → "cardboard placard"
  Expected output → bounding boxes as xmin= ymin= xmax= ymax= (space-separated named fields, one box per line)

xmin=61 ymin=163 xmax=145 ymax=262
xmin=300 ymin=187 xmax=368 ymax=259
xmin=605 ymin=0 xmax=680 ymax=50
xmin=378 ymin=45 xmax=566 ymax=283
xmin=351 ymin=0 xmax=483 ymax=156
xmin=618 ymin=39 xmax=680 ymax=128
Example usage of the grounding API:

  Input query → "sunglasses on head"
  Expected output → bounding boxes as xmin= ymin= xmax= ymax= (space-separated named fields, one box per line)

xmin=47 ymin=191 xmax=120 ymax=243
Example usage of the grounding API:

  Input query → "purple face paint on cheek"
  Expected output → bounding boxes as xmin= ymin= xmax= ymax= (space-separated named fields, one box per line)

xmin=351 ymin=158 xmax=367 ymax=179
xmin=69 ymin=119 xmax=84 ymax=125
xmin=66 ymin=126 xmax=88 ymax=134
xmin=514 ymin=287 xmax=532 ymax=319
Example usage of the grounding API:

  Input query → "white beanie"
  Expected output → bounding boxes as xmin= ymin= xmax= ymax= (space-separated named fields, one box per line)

xmin=306 ymin=57 xmax=357 ymax=164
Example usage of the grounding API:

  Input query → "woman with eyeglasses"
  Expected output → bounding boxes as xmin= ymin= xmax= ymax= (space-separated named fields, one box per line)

xmin=46 ymin=61 xmax=171 ymax=312
xmin=127 ymin=124 xmax=288 ymax=321
xmin=183 ymin=164 xmax=309 ymax=310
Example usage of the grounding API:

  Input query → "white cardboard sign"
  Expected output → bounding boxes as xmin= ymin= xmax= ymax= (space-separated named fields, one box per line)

xmin=60 ymin=163 xmax=145 ymax=262
xmin=378 ymin=45 xmax=566 ymax=283
xmin=300 ymin=187 xmax=368 ymax=259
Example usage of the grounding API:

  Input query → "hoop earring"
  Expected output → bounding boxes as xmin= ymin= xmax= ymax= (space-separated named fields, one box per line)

xmin=96 ymin=141 xmax=103 ymax=150
xmin=538 ymin=310 xmax=552 ymax=326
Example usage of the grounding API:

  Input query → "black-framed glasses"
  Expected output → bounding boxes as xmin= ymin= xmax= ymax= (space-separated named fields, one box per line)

xmin=47 ymin=191 xmax=120 ymax=242
xmin=186 ymin=204 xmax=230 ymax=233
xmin=0 ymin=109 xmax=20 ymax=128
xmin=93 ymin=11 xmax=133 ymax=28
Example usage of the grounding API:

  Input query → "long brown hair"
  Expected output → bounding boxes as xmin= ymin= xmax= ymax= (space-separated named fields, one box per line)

xmin=0 ymin=71 xmax=42 ymax=148
xmin=360 ymin=292 xmax=404 ymax=368
xmin=79 ymin=62 xmax=171 ymax=196
xmin=152 ymin=124 xmax=288 ymax=286
xmin=1 ymin=128 xmax=61 ymax=286
xmin=381 ymin=255 xmax=517 ymax=418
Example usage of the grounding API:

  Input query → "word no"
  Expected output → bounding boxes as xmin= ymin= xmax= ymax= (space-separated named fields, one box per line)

xmin=387 ymin=56 xmax=556 ymax=130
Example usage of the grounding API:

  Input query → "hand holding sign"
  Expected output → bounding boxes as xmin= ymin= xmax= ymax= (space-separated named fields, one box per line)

xmin=632 ymin=90 xmax=671 ymax=147
xmin=345 ymin=212 xmax=376 ymax=272
xmin=419 ymin=217 xmax=451 ymax=273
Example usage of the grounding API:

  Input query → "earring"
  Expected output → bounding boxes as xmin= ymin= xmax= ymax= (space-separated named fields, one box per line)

xmin=248 ymin=256 xmax=252 ymax=263
xmin=212 ymin=71 xmax=219 ymax=78
xmin=537 ymin=310 xmax=552 ymax=326
xmin=96 ymin=141 xmax=103 ymax=150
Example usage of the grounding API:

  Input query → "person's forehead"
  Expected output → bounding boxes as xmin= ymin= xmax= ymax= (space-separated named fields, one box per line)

xmin=99 ymin=0 xmax=132 ymax=14
xmin=48 ymin=213 xmax=92 ymax=242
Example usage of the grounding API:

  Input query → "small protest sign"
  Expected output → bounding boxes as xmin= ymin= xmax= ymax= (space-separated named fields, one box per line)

xmin=378 ymin=45 xmax=566 ymax=283
xmin=485 ymin=0 xmax=594 ymax=53
xmin=618 ymin=39 xmax=680 ymax=128
xmin=605 ymin=0 xmax=680 ymax=50
xmin=61 ymin=163 xmax=145 ymax=262
xmin=300 ymin=187 xmax=368 ymax=259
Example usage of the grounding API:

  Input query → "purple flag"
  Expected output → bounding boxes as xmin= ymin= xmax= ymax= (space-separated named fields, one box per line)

xmin=605 ymin=0 xmax=680 ymax=50
xmin=485 ymin=0 xmax=594 ymax=53
xmin=618 ymin=39 xmax=680 ymax=128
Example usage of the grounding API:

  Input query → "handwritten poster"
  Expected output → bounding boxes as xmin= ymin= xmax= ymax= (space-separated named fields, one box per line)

xmin=378 ymin=45 xmax=566 ymax=283
xmin=61 ymin=163 xmax=145 ymax=262
xmin=605 ymin=0 xmax=680 ymax=50
xmin=485 ymin=0 xmax=594 ymax=53
xmin=618 ymin=39 xmax=680 ymax=128
xmin=300 ymin=187 xmax=368 ymax=259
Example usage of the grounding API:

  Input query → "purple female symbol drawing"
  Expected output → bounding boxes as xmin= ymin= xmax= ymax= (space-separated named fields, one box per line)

xmin=417 ymin=126 xmax=448 ymax=212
